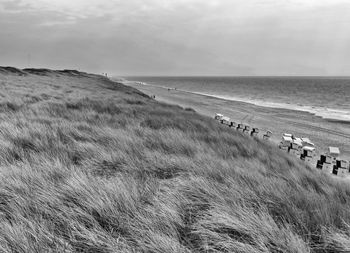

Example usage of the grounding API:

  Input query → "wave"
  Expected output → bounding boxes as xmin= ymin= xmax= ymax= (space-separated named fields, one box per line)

xmin=192 ymin=92 xmax=350 ymax=122
xmin=130 ymin=81 xmax=350 ymax=122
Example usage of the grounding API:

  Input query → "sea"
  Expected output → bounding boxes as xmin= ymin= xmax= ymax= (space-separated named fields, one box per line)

xmin=126 ymin=76 xmax=350 ymax=122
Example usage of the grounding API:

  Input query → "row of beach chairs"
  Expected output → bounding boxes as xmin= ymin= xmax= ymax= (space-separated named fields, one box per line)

xmin=278 ymin=133 xmax=316 ymax=163
xmin=279 ymin=133 xmax=350 ymax=177
xmin=215 ymin=113 xmax=350 ymax=178
xmin=214 ymin=113 xmax=273 ymax=140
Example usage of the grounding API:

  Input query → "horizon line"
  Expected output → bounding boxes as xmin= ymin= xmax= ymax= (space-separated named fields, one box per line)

xmin=118 ymin=75 xmax=350 ymax=78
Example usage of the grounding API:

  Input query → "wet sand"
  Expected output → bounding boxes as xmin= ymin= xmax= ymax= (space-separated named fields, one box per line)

xmin=125 ymin=81 xmax=350 ymax=160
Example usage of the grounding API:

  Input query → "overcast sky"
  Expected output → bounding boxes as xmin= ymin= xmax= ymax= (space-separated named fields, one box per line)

xmin=0 ymin=0 xmax=350 ymax=76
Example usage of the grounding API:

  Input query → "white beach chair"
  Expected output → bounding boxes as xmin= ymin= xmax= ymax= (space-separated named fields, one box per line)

xmin=328 ymin=147 xmax=340 ymax=158
xmin=215 ymin=113 xmax=224 ymax=121
xmin=221 ymin=116 xmax=231 ymax=126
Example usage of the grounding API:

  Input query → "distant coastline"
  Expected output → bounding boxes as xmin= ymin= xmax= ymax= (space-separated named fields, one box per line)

xmin=124 ymin=79 xmax=350 ymax=123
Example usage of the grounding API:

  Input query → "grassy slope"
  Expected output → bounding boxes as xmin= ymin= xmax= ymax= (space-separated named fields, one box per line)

xmin=0 ymin=68 xmax=350 ymax=252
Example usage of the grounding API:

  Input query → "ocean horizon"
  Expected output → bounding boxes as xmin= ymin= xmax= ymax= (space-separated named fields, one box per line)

xmin=125 ymin=76 xmax=350 ymax=122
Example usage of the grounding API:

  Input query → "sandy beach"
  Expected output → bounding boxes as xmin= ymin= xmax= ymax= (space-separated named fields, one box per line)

xmin=125 ymin=81 xmax=350 ymax=159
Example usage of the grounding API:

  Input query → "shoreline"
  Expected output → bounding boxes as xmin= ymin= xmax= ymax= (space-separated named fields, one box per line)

xmin=124 ymin=81 xmax=350 ymax=123
xmin=122 ymin=80 xmax=350 ymax=159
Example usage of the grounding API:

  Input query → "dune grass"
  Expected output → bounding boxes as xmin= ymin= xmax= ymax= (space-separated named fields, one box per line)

xmin=0 ymin=69 xmax=350 ymax=252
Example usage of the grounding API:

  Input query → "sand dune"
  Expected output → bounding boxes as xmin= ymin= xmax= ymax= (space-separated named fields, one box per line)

xmin=1 ymin=68 xmax=350 ymax=252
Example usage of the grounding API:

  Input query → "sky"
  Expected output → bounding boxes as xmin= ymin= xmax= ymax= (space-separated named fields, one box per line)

xmin=0 ymin=0 xmax=350 ymax=76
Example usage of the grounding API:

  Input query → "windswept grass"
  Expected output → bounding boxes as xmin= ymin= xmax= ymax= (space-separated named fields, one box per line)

xmin=0 ymin=69 xmax=350 ymax=252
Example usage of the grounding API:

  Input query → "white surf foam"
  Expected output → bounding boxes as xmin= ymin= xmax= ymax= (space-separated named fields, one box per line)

xmin=190 ymin=92 xmax=350 ymax=122
xmin=129 ymin=81 xmax=350 ymax=122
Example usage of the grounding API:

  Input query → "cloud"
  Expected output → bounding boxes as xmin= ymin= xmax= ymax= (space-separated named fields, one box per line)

xmin=0 ymin=0 xmax=350 ymax=75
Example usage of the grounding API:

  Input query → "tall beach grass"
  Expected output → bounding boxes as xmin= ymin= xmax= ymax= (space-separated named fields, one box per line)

xmin=0 ymin=69 xmax=349 ymax=252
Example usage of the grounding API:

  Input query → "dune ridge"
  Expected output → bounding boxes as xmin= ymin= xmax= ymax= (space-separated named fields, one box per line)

xmin=0 ymin=68 xmax=350 ymax=252
xmin=0 ymin=66 xmax=90 ymax=77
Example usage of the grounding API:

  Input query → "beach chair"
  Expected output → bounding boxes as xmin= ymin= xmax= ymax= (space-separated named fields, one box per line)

xmin=328 ymin=147 xmax=340 ymax=158
xmin=332 ymin=165 xmax=339 ymax=175
xmin=279 ymin=136 xmax=293 ymax=149
xmin=316 ymin=155 xmax=325 ymax=169
xmin=317 ymin=150 xmax=337 ymax=174
xmin=301 ymin=146 xmax=315 ymax=164
xmin=300 ymin=146 xmax=314 ymax=159
xmin=251 ymin=128 xmax=259 ymax=137
xmin=291 ymin=138 xmax=303 ymax=150
xmin=229 ymin=121 xmax=237 ymax=128
xmin=290 ymin=138 xmax=302 ymax=152
xmin=335 ymin=160 xmax=350 ymax=177
xmin=340 ymin=160 xmax=349 ymax=169
xmin=215 ymin=113 xmax=224 ymax=121
xmin=221 ymin=116 xmax=231 ymax=126
xmin=243 ymin=125 xmax=251 ymax=135
xmin=323 ymin=147 xmax=340 ymax=165
xmin=237 ymin=123 xmax=245 ymax=132
xmin=263 ymin=130 xmax=272 ymax=141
